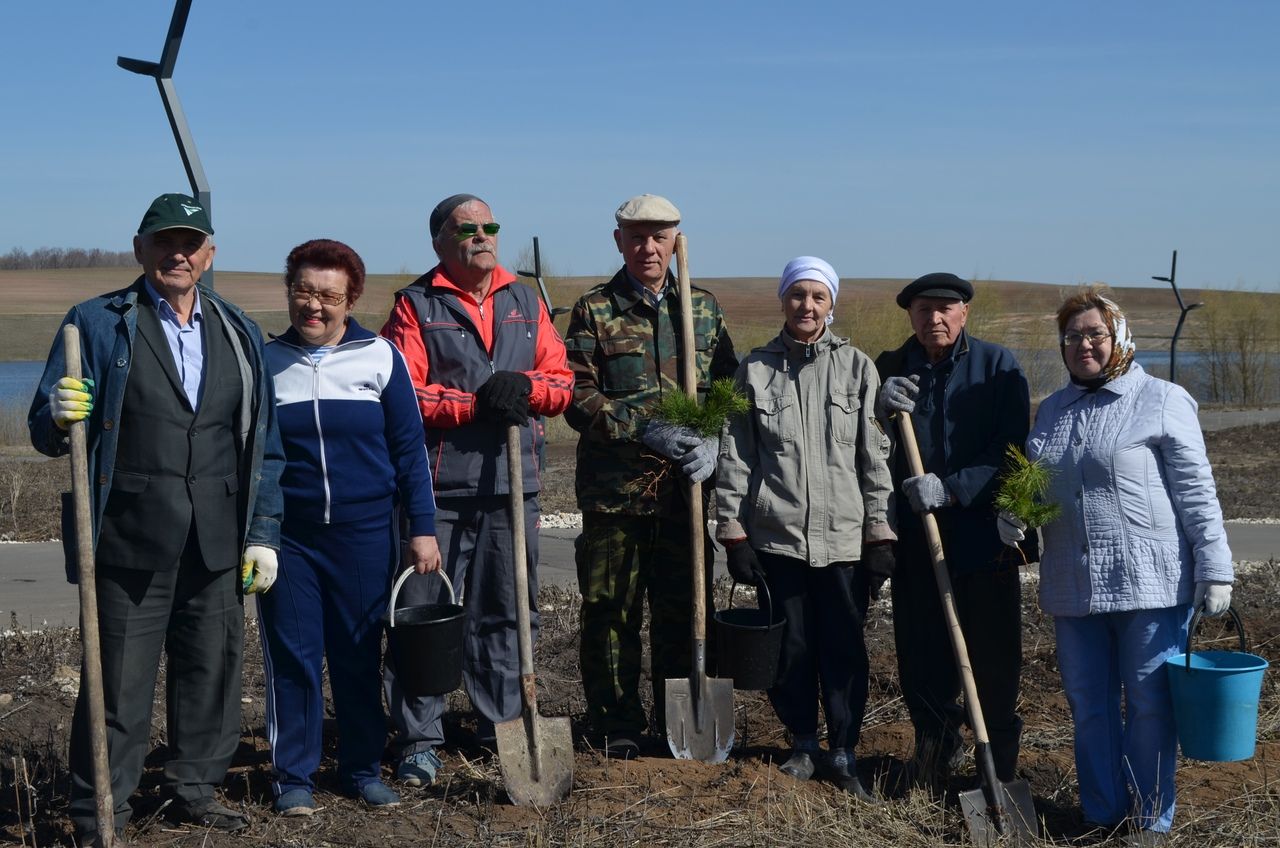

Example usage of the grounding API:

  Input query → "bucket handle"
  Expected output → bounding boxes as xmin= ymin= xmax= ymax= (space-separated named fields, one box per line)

xmin=1184 ymin=605 xmax=1247 ymax=671
xmin=387 ymin=567 xmax=457 ymax=629
xmin=726 ymin=579 xmax=774 ymax=623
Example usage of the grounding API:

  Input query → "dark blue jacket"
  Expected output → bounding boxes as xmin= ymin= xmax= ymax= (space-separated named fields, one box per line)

xmin=876 ymin=330 xmax=1034 ymax=572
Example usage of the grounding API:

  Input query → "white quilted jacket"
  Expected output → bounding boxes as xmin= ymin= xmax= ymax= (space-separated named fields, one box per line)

xmin=1028 ymin=363 xmax=1233 ymax=616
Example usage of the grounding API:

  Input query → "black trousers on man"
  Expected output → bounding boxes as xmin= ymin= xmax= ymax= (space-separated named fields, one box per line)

xmin=68 ymin=531 xmax=244 ymax=834
xmin=759 ymin=552 xmax=872 ymax=751
xmin=891 ymin=549 xmax=1023 ymax=781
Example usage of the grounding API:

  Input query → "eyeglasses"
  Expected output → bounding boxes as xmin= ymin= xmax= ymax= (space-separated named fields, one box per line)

xmin=452 ymin=222 xmax=501 ymax=241
xmin=289 ymin=287 xmax=347 ymax=307
xmin=1061 ymin=330 xmax=1111 ymax=347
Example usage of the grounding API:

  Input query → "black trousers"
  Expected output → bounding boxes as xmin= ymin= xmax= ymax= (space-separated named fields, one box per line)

xmin=759 ymin=552 xmax=871 ymax=751
xmin=68 ymin=532 xmax=244 ymax=833
xmin=891 ymin=549 xmax=1023 ymax=780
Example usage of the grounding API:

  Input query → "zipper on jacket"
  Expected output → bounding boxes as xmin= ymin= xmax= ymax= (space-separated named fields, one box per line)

xmin=310 ymin=358 xmax=332 ymax=524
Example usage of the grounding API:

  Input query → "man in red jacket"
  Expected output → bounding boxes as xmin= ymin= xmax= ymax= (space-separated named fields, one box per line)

xmin=380 ymin=194 xmax=572 ymax=786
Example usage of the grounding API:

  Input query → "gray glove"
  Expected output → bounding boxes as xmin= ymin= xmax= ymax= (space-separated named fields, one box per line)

xmin=879 ymin=374 xmax=920 ymax=415
xmin=678 ymin=436 xmax=719 ymax=483
xmin=903 ymin=473 xmax=950 ymax=513
xmin=641 ymin=420 xmax=704 ymax=461
xmin=997 ymin=511 xmax=1027 ymax=548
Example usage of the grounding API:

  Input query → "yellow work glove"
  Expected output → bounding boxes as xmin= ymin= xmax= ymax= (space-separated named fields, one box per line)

xmin=241 ymin=545 xmax=279 ymax=594
xmin=50 ymin=377 xmax=94 ymax=429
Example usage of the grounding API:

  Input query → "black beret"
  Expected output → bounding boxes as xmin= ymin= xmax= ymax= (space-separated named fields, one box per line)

xmin=429 ymin=193 xmax=484 ymax=238
xmin=895 ymin=272 xmax=974 ymax=308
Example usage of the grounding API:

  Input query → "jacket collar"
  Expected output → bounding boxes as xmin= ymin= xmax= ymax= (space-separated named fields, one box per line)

xmin=609 ymin=267 xmax=677 ymax=314
xmin=272 ymin=316 xmax=376 ymax=348
xmin=764 ymin=326 xmax=846 ymax=357
xmin=1061 ymin=361 xmax=1146 ymax=406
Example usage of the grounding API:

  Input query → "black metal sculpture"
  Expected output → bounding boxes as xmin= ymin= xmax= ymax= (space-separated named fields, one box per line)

xmin=1152 ymin=250 xmax=1203 ymax=385
xmin=117 ymin=0 xmax=213 ymax=286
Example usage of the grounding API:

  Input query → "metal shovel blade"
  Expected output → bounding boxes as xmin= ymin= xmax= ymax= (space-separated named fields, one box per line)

xmin=664 ymin=673 xmax=735 ymax=763
xmin=958 ymin=778 xmax=1039 ymax=846
xmin=495 ymin=711 xmax=573 ymax=807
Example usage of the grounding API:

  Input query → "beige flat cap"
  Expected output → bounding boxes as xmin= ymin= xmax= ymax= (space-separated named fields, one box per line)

xmin=615 ymin=194 xmax=681 ymax=225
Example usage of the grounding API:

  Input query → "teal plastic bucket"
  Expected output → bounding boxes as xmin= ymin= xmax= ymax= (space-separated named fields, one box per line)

xmin=1166 ymin=607 xmax=1268 ymax=762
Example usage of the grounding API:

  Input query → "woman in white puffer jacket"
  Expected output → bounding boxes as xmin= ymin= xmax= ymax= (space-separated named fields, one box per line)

xmin=1002 ymin=285 xmax=1233 ymax=844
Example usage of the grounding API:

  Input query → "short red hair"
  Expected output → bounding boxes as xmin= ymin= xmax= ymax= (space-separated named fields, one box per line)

xmin=284 ymin=239 xmax=366 ymax=305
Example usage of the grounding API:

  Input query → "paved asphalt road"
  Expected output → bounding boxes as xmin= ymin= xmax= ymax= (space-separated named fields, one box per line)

xmin=3 ymin=523 xmax=1276 ymax=630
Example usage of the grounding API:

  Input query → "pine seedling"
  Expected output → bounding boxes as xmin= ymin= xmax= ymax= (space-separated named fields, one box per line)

xmin=653 ymin=378 xmax=749 ymax=438
xmin=994 ymin=445 xmax=1061 ymax=528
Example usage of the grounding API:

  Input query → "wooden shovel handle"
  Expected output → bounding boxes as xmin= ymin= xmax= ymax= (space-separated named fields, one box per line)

xmin=507 ymin=424 xmax=538 ymax=711
xmin=65 ymin=325 xmax=116 ymax=846
xmin=895 ymin=412 xmax=990 ymax=747
xmin=675 ymin=235 xmax=707 ymax=644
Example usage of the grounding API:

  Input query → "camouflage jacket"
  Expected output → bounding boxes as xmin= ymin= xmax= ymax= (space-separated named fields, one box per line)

xmin=564 ymin=268 xmax=737 ymax=514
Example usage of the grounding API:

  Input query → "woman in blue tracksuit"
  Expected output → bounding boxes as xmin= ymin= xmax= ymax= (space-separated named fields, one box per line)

xmin=260 ymin=239 xmax=440 ymax=815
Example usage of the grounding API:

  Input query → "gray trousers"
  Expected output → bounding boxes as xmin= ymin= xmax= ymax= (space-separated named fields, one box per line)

xmin=69 ymin=535 xmax=244 ymax=834
xmin=385 ymin=494 xmax=539 ymax=753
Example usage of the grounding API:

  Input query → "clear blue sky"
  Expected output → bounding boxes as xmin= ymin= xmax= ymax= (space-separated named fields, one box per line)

xmin=3 ymin=1 xmax=1277 ymax=290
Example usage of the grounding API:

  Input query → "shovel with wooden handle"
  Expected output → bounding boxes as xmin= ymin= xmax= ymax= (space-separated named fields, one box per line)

xmin=64 ymin=325 xmax=116 ymax=847
xmin=495 ymin=423 xmax=573 ymax=806
xmin=664 ymin=233 xmax=735 ymax=763
xmin=896 ymin=412 xmax=1038 ymax=846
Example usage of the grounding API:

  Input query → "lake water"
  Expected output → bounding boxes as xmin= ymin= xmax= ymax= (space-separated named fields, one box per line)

xmin=0 ymin=361 xmax=44 ymax=410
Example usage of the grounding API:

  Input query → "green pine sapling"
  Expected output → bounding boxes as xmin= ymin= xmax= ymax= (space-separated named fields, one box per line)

xmin=653 ymin=378 xmax=749 ymax=438
xmin=994 ymin=444 xmax=1061 ymax=529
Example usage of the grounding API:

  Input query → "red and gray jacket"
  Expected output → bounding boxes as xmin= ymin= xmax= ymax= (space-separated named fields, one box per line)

xmin=381 ymin=264 xmax=572 ymax=498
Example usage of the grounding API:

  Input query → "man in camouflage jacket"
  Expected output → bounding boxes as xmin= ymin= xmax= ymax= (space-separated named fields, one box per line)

xmin=564 ymin=194 xmax=737 ymax=756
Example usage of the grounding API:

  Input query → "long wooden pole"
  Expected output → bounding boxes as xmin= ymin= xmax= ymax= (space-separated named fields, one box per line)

xmin=674 ymin=235 xmax=708 ymax=692
xmin=64 ymin=325 xmax=115 ymax=847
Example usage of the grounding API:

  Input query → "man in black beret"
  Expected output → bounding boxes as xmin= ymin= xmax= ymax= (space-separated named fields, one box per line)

xmin=874 ymin=273 xmax=1034 ymax=792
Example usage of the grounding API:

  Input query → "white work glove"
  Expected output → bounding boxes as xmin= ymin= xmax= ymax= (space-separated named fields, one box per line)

xmin=903 ymin=473 xmax=951 ymax=513
xmin=1194 ymin=581 xmax=1232 ymax=617
xmin=641 ymin=420 xmax=705 ymax=462
xmin=997 ymin=511 xmax=1027 ymax=548
xmin=678 ymin=436 xmax=719 ymax=483
xmin=241 ymin=545 xmax=279 ymax=594
xmin=879 ymin=374 xmax=920 ymax=415
xmin=50 ymin=377 xmax=95 ymax=429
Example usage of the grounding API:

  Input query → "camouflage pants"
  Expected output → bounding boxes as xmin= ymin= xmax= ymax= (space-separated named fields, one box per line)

xmin=577 ymin=511 xmax=714 ymax=737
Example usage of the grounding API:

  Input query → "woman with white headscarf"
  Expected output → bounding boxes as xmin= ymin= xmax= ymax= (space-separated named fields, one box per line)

xmin=714 ymin=256 xmax=896 ymax=800
xmin=1000 ymin=286 xmax=1234 ymax=844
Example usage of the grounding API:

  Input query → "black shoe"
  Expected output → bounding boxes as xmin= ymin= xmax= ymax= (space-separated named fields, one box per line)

xmin=165 ymin=797 xmax=249 ymax=832
xmin=827 ymin=750 xmax=878 ymax=803
xmin=602 ymin=733 xmax=641 ymax=760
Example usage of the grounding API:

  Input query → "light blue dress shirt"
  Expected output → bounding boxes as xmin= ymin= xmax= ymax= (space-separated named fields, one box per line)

xmin=143 ymin=278 xmax=205 ymax=411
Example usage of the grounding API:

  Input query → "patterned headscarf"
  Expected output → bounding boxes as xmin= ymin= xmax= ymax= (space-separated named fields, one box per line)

xmin=1094 ymin=292 xmax=1136 ymax=379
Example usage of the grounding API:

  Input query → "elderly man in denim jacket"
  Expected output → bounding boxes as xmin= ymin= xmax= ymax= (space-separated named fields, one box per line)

xmin=29 ymin=194 xmax=283 ymax=842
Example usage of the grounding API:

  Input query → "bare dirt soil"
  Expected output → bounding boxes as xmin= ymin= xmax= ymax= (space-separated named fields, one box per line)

xmin=2 ymin=424 xmax=1278 ymax=847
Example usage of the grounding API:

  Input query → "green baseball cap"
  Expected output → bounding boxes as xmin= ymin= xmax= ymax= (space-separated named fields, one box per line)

xmin=137 ymin=193 xmax=214 ymax=236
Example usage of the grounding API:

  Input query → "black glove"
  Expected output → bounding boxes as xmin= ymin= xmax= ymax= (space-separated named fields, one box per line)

xmin=861 ymin=543 xmax=895 ymax=601
xmin=474 ymin=371 xmax=533 ymax=426
xmin=726 ymin=543 xmax=765 ymax=587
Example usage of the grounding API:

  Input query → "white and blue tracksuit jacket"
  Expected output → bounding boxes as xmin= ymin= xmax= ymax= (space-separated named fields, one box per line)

xmin=265 ymin=319 xmax=435 ymax=535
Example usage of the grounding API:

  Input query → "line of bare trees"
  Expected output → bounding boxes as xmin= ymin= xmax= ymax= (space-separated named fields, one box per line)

xmin=0 ymin=247 xmax=136 ymax=270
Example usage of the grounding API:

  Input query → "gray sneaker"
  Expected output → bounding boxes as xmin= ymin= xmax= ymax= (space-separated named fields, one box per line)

xmin=778 ymin=749 xmax=816 ymax=780
xmin=396 ymin=749 xmax=443 ymax=787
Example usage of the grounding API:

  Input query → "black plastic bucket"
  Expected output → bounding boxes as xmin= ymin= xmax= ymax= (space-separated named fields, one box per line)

xmin=384 ymin=568 xmax=466 ymax=697
xmin=714 ymin=580 xmax=785 ymax=691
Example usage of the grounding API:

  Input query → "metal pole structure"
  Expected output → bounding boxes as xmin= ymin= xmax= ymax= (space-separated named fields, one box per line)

xmin=117 ymin=0 xmax=214 ymax=287
xmin=1152 ymin=250 xmax=1203 ymax=385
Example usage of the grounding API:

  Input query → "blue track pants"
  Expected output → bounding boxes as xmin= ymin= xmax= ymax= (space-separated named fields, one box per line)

xmin=258 ymin=512 xmax=397 ymax=794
